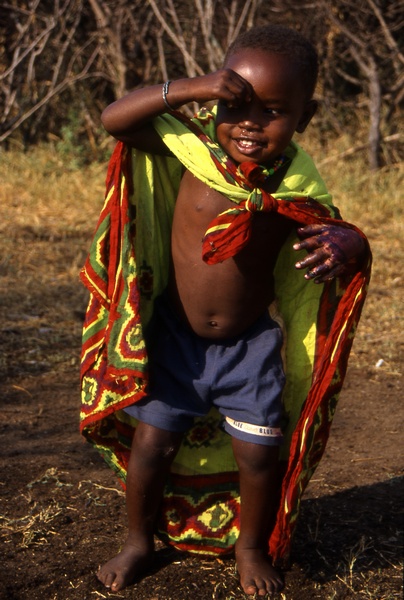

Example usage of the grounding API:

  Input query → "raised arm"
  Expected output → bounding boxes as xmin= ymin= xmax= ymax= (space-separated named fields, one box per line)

xmin=101 ymin=70 xmax=253 ymax=153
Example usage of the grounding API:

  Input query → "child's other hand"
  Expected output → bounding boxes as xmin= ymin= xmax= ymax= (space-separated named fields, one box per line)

xmin=191 ymin=69 xmax=253 ymax=106
xmin=293 ymin=224 xmax=365 ymax=283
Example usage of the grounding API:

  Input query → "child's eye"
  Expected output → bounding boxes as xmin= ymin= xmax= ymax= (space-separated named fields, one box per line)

xmin=218 ymin=99 xmax=243 ymax=111
xmin=264 ymin=108 xmax=280 ymax=116
xmin=224 ymin=101 xmax=240 ymax=110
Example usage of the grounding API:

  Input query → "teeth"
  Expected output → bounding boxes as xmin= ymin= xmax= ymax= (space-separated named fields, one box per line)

xmin=238 ymin=139 xmax=256 ymax=147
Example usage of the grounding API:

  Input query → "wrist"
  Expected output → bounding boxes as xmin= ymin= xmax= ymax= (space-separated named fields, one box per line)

xmin=162 ymin=81 xmax=174 ymax=111
xmin=160 ymin=78 xmax=192 ymax=112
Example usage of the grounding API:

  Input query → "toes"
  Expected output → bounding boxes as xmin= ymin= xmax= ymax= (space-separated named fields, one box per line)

xmin=97 ymin=567 xmax=115 ymax=589
xmin=242 ymin=577 xmax=266 ymax=596
xmin=97 ymin=560 xmax=125 ymax=590
xmin=97 ymin=567 xmax=125 ymax=591
xmin=241 ymin=572 xmax=284 ymax=596
xmin=97 ymin=571 xmax=110 ymax=588
xmin=243 ymin=583 xmax=258 ymax=596
xmin=111 ymin=575 xmax=125 ymax=592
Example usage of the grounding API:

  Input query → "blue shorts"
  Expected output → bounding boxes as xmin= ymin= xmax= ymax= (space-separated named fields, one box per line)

xmin=125 ymin=296 xmax=286 ymax=446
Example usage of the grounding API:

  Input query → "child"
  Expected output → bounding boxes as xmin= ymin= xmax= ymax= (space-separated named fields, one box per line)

xmin=81 ymin=24 xmax=370 ymax=597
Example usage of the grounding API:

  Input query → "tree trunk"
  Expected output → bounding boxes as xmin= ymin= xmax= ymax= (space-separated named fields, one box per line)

xmin=367 ymin=57 xmax=382 ymax=170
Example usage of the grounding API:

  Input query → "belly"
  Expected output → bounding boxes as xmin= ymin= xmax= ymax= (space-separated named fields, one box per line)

xmin=168 ymin=246 xmax=276 ymax=339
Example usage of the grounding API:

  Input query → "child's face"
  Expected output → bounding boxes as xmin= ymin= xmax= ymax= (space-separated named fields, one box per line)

xmin=216 ymin=49 xmax=317 ymax=165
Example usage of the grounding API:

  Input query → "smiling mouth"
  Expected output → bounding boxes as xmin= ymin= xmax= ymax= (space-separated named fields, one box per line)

xmin=234 ymin=137 xmax=266 ymax=153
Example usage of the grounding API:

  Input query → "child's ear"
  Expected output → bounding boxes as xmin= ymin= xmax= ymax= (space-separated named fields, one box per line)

xmin=296 ymin=100 xmax=318 ymax=133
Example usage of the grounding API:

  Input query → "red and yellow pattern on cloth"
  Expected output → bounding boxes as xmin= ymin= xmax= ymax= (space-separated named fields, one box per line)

xmin=80 ymin=109 xmax=371 ymax=565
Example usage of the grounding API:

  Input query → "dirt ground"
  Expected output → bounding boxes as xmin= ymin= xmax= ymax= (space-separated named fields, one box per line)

xmin=0 ymin=207 xmax=403 ymax=599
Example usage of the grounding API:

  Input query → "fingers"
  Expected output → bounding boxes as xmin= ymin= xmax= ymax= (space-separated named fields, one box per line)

xmin=213 ymin=69 xmax=253 ymax=104
xmin=296 ymin=225 xmax=365 ymax=261
xmin=296 ymin=224 xmax=328 ymax=239
xmin=304 ymin=260 xmax=345 ymax=283
xmin=295 ymin=246 xmax=346 ymax=282
xmin=294 ymin=247 xmax=328 ymax=269
xmin=320 ymin=264 xmax=346 ymax=282
xmin=294 ymin=224 xmax=365 ymax=283
xmin=294 ymin=236 xmax=347 ymax=283
xmin=293 ymin=229 xmax=330 ymax=254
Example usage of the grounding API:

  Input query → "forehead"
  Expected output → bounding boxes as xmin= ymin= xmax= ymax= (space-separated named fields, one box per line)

xmin=225 ymin=48 xmax=304 ymax=98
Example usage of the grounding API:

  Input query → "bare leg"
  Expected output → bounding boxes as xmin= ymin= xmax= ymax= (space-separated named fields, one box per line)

xmin=97 ymin=422 xmax=183 ymax=592
xmin=232 ymin=437 xmax=284 ymax=597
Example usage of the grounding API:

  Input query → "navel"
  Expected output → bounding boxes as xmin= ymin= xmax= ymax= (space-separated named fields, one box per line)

xmin=208 ymin=320 xmax=219 ymax=328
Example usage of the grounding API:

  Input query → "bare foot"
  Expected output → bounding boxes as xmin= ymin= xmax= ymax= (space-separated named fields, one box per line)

xmin=235 ymin=545 xmax=284 ymax=597
xmin=97 ymin=540 xmax=154 ymax=592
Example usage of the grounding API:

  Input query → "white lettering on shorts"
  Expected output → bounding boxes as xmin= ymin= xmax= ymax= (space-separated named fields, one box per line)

xmin=225 ymin=417 xmax=283 ymax=438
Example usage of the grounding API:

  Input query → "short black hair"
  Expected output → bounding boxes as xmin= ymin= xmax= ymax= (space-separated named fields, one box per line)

xmin=225 ymin=24 xmax=319 ymax=99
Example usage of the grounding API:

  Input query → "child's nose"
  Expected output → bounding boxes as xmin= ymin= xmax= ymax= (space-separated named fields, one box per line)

xmin=239 ymin=120 xmax=260 ymax=131
xmin=238 ymin=105 xmax=263 ymax=130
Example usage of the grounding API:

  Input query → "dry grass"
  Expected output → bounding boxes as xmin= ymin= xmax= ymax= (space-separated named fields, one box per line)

xmin=0 ymin=467 xmax=123 ymax=549
xmin=0 ymin=144 xmax=106 ymax=232
xmin=0 ymin=145 xmax=106 ymax=379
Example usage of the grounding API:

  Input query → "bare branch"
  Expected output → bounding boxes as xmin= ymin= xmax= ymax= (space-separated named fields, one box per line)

xmin=1 ymin=17 xmax=56 ymax=81
xmin=0 ymin=69 xmax=103 ymax=143
xmin=366 ymin=0 xmax=404 ymax=66
xmin=146 ymin=0 xmax=205 ymax=77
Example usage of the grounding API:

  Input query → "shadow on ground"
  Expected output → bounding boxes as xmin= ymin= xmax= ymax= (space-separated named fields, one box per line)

xmin=293 ymin=476 xmax=403 ymax=582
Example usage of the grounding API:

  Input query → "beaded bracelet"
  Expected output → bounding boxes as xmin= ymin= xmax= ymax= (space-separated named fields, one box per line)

xmin=162 ymin=80 xmax=174 ymax=111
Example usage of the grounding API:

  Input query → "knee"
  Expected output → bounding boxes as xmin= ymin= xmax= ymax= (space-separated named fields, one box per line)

xmin=132 ymin=422 xmax=182 ymax=466
xmin=232 ymin=439 xmax=279 ymax=475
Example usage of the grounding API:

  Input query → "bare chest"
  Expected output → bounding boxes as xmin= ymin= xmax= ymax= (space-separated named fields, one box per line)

xmin=172 ymin=170 xmax=293 ymax=261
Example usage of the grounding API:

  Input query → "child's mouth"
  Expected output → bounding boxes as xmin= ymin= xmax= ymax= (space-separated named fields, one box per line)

xmin=234 ymin=137 xmax=265 ymax=155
